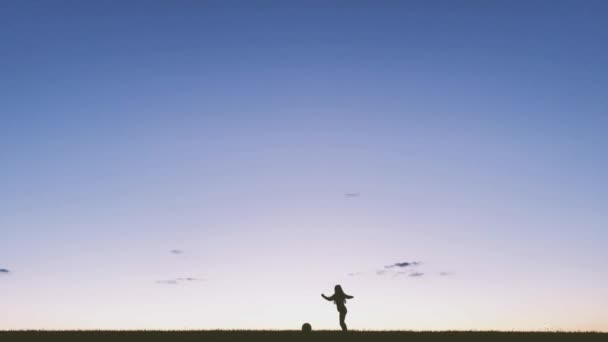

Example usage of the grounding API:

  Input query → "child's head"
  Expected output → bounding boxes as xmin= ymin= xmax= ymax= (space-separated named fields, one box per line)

xmin=334 ymin=284 xmax=344 ymax=295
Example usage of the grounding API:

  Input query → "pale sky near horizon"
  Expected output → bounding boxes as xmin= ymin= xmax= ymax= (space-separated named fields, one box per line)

xmin=1 ymin=0 xmax=607 ymax=331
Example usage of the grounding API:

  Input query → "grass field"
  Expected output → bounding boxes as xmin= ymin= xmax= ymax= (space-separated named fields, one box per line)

xmin=1 ymin=331 xmax=606 ymax=342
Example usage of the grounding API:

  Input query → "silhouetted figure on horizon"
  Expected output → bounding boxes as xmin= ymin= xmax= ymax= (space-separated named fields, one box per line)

xmin=322 ymin=284 xmax=354 ymax=331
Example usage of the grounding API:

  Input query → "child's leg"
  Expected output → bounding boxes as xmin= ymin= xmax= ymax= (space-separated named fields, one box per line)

xmin=339 ymin=311 xmax=347 ymax=331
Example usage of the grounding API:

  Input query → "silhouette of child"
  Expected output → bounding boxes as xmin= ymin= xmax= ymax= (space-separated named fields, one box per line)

xmin=322 ymin=285 xmax=354 ymax=331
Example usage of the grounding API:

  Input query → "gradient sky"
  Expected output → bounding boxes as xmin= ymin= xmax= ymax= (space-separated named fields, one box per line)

xmin=1 ymin=0 xmax=607 ymax=331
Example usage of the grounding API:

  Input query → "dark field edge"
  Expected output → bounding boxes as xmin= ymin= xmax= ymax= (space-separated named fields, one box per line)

xmin=0 ymin=330 xmax=607 ymax=342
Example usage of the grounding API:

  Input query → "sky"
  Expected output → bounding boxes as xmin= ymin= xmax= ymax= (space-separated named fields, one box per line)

xmin=1 ymin=0 xmax=607 ymax=332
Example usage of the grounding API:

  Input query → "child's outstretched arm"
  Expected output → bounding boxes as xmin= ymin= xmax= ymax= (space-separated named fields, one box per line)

xmin=345 ymin=294 xmax=354 ymax=299
xmin=321 ymin=294 xmax=334 ymax=301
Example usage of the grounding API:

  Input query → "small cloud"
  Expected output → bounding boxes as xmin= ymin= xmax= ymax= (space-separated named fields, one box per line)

xmin=365 ymin=261 xmax=449 ymax=278
xmin=378 ymin=261 xmax=421 ymax=276
xmin=170 ymin=249 xmax=184 ymax=255
xmin=347 ymin=272 xmax=363 ymax=277
xmin=391 ymin=271 xmax=424 ymax=278
xmin=0 ymin=269 xmax=10 ymax=274
xmin=384 ymin=261 xmax=421 ymax=269
xmin=345 ymin=193 xmax=360 ymax=198
xmin=156 ymin=277 xmax=203 ymax=285
xmin=176 ymin=277 xmax=201 ymax=282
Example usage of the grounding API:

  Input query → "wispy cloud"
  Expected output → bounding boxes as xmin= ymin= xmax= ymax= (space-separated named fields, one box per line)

xmin=391 ymin=271 xmax=423 ymax=278
xmin=176 ymin=277 xmax=199 ymax=282
xmin=0 ymin=268 xmax=10 ymax=274
xmin=345 ymin=193 xmax=360 ymax=198
xmin=350 ymin=260 xmax=452 ymax=279
xmin=156 ymin=277 xmax=202 ymax=285
xmin=384 ymin=261 xmax=421 ymax=269
xmin=170 ymin=249 xmax=184 ymax=255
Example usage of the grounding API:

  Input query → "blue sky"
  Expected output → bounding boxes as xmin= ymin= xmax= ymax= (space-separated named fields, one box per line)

xmin=1 ymin=0 xmax=607 ymax=331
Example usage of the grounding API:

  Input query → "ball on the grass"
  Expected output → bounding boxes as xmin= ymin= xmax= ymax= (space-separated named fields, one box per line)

xmin=301 ymin=323 xmax=312 ymax=333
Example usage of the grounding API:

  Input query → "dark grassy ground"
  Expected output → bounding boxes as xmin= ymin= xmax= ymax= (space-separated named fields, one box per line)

xmin=1 ymin=331 xmax=606 ymax=342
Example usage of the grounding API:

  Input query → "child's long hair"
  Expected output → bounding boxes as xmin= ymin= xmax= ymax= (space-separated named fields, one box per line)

xmin=333 ymin=284 xmax=347 ymax=305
